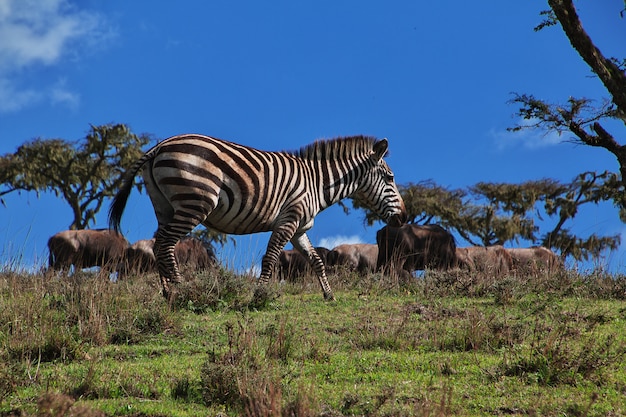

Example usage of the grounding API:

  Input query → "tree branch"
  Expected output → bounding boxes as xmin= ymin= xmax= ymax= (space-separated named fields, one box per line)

xmin=549 ymin=0 xmax=626 ymax=122
xmin=0 ymin=187 xmax=18 ymax=198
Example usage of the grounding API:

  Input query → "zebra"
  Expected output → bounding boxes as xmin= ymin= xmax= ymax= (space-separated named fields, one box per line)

xmin=109 ymin=134 xmax=407 ymax=301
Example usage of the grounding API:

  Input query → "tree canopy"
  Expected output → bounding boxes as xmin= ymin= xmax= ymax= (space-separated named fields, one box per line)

xmin=0 ymin=124 xmax=151 ymax=230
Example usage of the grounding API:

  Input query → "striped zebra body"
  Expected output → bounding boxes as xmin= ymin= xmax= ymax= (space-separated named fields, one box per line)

xmin=109 ymin=134 xmax=406 ymax=301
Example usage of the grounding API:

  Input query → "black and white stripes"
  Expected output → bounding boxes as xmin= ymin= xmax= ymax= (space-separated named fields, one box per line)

xmin=109 ymin=134 xmax=406 ymax=300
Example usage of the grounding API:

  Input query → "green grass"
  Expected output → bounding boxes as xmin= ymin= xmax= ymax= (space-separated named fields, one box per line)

xmin=1 ymin=267 xmax=625 ymax=416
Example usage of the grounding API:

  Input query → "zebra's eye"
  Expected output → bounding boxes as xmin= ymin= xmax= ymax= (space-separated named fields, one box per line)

xmin=385 ymin=171 xmax=394 ymax=181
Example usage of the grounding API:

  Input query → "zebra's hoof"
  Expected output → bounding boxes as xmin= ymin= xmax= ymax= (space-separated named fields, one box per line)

xmin=253 ymin=285 xmax=268 ymax=300
xmin=162 ymin=286 xmax=178 ymax=305
xmin=323 ymin=292 xmax=336 ymax=301
xmin=251 ymin=285 xmax=278 ymax=309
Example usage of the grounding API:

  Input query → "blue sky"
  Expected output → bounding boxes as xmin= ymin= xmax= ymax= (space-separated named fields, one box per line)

xmin=1 ymin=0 xmax=625 ymax=272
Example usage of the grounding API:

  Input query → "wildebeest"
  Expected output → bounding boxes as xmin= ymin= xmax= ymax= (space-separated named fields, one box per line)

xmin=506 ymin=246 xmax=562 ymax=274
xmin=326 ymin=243 xmax=378 ymax=275
xmin=376 ymin=224 xmax=457 ymax=275
xmin=120 ymin=237 xmax=217 ymax=277
xmin=120 ymin=238 xmax=156 ymax=276
xmin=48 ymin=229 xmax=129 ymax=273
xmin=278 ymin=247 xmax=330 ymax=282
xmin=456 ymin=245 xmax=513 ymax=275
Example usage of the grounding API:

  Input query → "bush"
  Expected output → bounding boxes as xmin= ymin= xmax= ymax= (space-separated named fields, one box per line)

xmin=37 ymin=392 xmax=105 ymax=417
xmin=173 ymin=268 xmax=281 ymax=313
xmin=200 ymin=318 xmax=318 ymax=416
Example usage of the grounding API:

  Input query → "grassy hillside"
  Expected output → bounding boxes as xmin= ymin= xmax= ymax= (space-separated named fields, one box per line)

xmin=1 ymin=266 xmax=625 ymax=416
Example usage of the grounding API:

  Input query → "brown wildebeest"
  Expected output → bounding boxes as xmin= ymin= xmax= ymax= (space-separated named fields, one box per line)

xmin=326 ymin=243 xmax=378 ymax=275
xmin=120 ymin=237 xmax=217 ymax=277
xmin=48 ymin=229 xmax=129 ymax=273
xmin=121 ymin=238 xmax=156 ymax=276
xmin=376 ymin=224 xmax=457 ymax=275
xmin=456 ymin=245 xmax=513 ymax=275
xmin=506 ymin=246 xmax=562 ymax=274
xmin=278 ymin=247 xmax=330 ymax=282
xmin=175 ymin=236 xmax=217 ymax=271
xmin=455 ymin=247 xmax=474 ymax=270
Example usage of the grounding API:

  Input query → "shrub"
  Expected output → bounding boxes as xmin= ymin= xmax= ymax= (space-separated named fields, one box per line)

xmin=37 ymin=392 xmax=105 ymax=417
xmin=200 ymin=318 xmax=319 ymax=416
xmin=172 ymin=268 xmax=281 ymax=313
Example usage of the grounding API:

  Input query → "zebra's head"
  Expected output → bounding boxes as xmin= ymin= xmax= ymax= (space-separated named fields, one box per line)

xmin=353 ymin=139 xmax=407 ymax=227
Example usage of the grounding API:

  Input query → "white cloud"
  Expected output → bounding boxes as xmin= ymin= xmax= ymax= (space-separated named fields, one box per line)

xmin=0 ymin=0 xmax=102 ymax=70
xmin=0 ymin=77 xmax=81 ymax=113
xmin=0 ymin=77 xmax=41 ymax=112
xmin=318 ymin=234 xmax=365 ymax=249
xmin=492 ymin=118 xmax=564 ymax=151
xmin=51 ymin=78 xmax=80 ymax=109
xmin=0 ymin=0 xmax=110 ymax=112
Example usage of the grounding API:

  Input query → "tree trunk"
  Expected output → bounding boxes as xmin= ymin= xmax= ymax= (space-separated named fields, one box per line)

xmin=549 ymin=0 xmax=626 ymax=192
xmin=548 ymin=0 xmax=626 ymax=120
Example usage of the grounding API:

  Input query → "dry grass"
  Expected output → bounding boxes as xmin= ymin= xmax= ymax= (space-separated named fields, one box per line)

xmin=1 ymin=265 xmax=625 ymax=416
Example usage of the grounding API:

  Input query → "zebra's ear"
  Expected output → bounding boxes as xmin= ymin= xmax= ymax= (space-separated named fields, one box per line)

xmin=372 ymin=138 xmax=389 ymax=161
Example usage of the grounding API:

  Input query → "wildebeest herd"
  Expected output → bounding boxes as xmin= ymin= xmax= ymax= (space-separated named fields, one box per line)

xmin=278 ymin=224 xmax=561 ymax=281
xmin=47 ymin=229 xmax=217 ymax=277
xmin=47 ymin=224 xmax=562 ymax=284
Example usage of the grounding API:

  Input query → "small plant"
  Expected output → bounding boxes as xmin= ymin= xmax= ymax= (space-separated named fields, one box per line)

xmin=0 ymin=361 xmax=21 ymax=403
xmin=37 ymin=392 xmax=105 ymax=417
xmin=201 ymin=353 xmax=242 ymax=409
xmin=201 ymin=319 xmax=259 ymax=410
xmin=171 ymin=376 xmax=203 ymax=403
xmin=200 ymin=318 xmax=318 ymax=416
xmin=264 ymin=316 xmax=295 ymax=363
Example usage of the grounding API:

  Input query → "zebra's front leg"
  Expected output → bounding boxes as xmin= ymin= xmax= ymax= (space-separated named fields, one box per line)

xmin=291 ymin=233 xmax=335 ymax=301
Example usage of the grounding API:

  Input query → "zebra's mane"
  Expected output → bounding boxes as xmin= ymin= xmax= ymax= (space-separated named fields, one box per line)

xmin=290 ymin=135 xmax=378 ymax=161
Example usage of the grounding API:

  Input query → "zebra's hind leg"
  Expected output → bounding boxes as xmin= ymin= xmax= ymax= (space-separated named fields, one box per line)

xmin=153 ymin=215 xmax=202 ymax=302
xmin=154 ymin=230 xmax=182 ymax=302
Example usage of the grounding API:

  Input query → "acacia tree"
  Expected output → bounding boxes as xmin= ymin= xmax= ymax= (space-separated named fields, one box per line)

xmin=0 ymin=124 xmax=151 ymax=230
xmin=354 ymin=174 xmax=619 ymax=262
xmin=510 ymin=0 xmax=626 ymax=218
xmin=469 ymin=172 xmax=620 ymax=260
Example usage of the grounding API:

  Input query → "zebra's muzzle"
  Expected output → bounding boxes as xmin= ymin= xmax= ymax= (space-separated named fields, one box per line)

xmin=387 ymin=212 xmax=406 ymax=227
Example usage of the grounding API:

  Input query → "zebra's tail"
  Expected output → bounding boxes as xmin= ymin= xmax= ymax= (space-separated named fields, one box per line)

xmin=109 ymin=147 xmax=159 ymax=233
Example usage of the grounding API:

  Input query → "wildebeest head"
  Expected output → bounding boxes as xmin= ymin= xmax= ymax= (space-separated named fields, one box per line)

xmin=175 ymin=236 xmax=217 ymax=270
xmin=456 ymin=245 xmax=513 ymax=275
xmin=507 ymin=246 xmax=562 ymax=274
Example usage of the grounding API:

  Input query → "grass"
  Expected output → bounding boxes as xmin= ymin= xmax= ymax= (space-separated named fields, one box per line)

xmin=1 ymin=266 xmax=625 ymax=416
